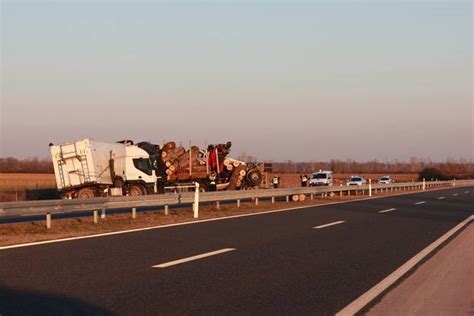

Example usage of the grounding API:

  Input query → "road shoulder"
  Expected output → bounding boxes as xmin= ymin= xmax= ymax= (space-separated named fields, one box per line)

xmin=366 ymin=223 xmax=474 ymax=316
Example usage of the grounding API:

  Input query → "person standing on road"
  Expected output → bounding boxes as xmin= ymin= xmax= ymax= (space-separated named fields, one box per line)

xmin=301 ymin=174 xmax=308 ymax=187
xmin=272 ymin=175 xmax=281 ymax=189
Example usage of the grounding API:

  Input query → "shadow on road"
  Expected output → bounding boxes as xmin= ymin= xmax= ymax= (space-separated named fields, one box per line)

xmin=0 ymin=286 xmax=114 ymax=315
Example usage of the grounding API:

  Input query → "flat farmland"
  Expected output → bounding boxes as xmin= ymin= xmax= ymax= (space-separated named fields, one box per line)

xmin=0 ymin=173 xmax=56 ymax=189
xmin=0 ymin=173 xmax=57 ymax=202
xmin=0 ymin=172 xmax=419 ymax=201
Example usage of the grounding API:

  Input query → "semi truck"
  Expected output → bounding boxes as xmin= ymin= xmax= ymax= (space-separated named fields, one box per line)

xmin=50 ymin=139 xmax=158 ymax=199
xmin=50 ymin=138 xmax=264 ymax=199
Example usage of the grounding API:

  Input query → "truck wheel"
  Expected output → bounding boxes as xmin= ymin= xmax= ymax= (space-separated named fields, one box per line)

xmin=78 ymin=188 xmax=95 ymax=199
xmin=129 ymin=185 xmax=144 ymax=196
xmin=247 ymin=170 xmax=262 ymax=186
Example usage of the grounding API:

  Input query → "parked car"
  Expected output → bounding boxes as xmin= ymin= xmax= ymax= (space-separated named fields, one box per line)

xmin=346 ymin=175 xmax=367 ymax=186
xmin=309 ymin=170 xmax=333 ymax=186
xmin=378 ymin=175 xmax=393 ymax=184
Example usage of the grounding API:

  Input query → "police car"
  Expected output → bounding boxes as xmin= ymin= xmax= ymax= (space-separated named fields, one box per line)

xmin=309 ymin=170 xmax=333 ymax=186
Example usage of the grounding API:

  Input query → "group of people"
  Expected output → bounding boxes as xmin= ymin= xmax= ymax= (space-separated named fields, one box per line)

xmin=271 ymin=174 xmax=310 ymax=188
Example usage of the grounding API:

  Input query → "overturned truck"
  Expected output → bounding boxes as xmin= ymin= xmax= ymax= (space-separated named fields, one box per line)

xmin=50 ymin=138 xmax=264 ymax=199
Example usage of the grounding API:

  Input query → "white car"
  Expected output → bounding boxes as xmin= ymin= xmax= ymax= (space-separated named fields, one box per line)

xmin=309 ymin=170 xmax=333 ymax=186
xmin=346 ymin=176 xmax=367 ymax=186
xmin=378 ymin=176 xmax=393 ymax=184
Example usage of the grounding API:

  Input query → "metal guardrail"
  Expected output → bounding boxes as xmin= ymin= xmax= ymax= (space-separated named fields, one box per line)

xmin=0 ymin=180 xmax=472 ymax=223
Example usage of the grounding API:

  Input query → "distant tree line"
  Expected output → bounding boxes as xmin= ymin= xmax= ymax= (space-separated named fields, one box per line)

xmin=1 ymin=156 xmax=473 ymax=178
xmin=0 ymin=157 xmax=54 ymax=173
xmin=268 ymin=159 xmax=474 ymax=176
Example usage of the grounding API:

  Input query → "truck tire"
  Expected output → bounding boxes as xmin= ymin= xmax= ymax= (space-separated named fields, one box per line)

xmin=247 ymin=169 xmax=262 ymax=187
xmin=129 ymin=185 xmax=144 ymax=196
xmin=78 ymin=188 xmax=95 ymax=199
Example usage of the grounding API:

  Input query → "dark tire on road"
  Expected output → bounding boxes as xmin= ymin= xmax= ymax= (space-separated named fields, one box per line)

xmin=78 ymin=188 xmax=95 ymax=199
xmin=129 ymin=185 xmax=144 ymax=196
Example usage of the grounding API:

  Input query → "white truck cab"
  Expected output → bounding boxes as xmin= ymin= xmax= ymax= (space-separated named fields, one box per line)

xmin=50 ymin=139 xmax=157 ymax=199
xmin=309 ymin=170 xmax=333 ymax=186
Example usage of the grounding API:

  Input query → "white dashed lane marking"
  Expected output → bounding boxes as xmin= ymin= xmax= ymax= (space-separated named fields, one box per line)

xmin=313 ymin=221 xmax=346 ymax=229
xmin=152 ymin=248 xmax=236 ymax=268
xmin=379 ymin=208 xmax=397 ymax=214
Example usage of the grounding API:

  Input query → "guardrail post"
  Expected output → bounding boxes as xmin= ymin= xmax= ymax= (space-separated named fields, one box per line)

xmin=101 ymin=208 xmax=106 ymax=219
xmin=164 ymin=204 xmax=169 ymax=215
xmin=46 ymin=213 xmax=51 ymax=229
xmin=255 ymin=198 xmax=259 ymax=206
xmin=93 ymin=210 xmax=99 ymax=224
xmin=286 ymin=195 xmax=289 ymax=202
xmin=132 ymin=207 xmax=137 ymax=219
xmin=237 ymin=199 xmax=241 ymax=207
xmin=422 ymin=178 xmax=426 ymax=191
xmin=369 ymin=179 xmax=372 ymax=197
xmin=194 ymin=183 xmax=200 ymax=218
xmin=271 ymin=197 xmax=275 ymax=204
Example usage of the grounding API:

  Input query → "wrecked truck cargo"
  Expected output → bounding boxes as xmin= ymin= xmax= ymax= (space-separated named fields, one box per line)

xmin=50 ymin=139 xmax=264 ymax=198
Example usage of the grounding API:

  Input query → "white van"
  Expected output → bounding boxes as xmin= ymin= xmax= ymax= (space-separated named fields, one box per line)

xmin=309 ymin=170 xmax=333 ymax=186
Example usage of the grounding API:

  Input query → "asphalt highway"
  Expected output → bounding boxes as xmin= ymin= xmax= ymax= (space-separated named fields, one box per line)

xmin=0 ymin=186 xmax=472 ymax=315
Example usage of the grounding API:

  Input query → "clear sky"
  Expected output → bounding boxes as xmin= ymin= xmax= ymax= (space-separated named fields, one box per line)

xmin=1 ymin=1 xmax=472 ymax=162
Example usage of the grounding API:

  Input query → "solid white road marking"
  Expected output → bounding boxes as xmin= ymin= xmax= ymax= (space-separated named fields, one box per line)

xmin=152 ymin=248 xmax=236 ymax=268
xmin=437 ymin=197 xmax=445 ymax=200
xmin=313 ymin=220 xmax=346 ymax=229
xmin=0 ymin=185 xmax=466 ymax=251
xmin=452 ymin=193 xmax=458 ymax=196
xmin=379 ymin=208 xmax=397 ymax=214
xmin=415 ymin=201 xmax=426 ymax=205
xmin=336 ymin=214 xmax=474 ymax=316
xmin=465 ymin=191 xmax=470 ymax=194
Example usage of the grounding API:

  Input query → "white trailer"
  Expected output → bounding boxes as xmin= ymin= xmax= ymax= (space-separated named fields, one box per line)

xmin=50 ymin=139 xmax=157 ymax=199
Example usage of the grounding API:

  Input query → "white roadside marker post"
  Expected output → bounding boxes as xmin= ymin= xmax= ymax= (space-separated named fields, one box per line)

xmin=194 ymin=182 xmax=200 ymax=218
xmin=422 ymin=178 xmax=426 ymax=191
xmin=453 ymin=179 xmax=456 ymax=187
xmin=369 ymin=179 xmax=372 ymax=197
xmin=101 ymin=208 xmax=106 ymax=219
xmin=46 ymin=213 xmax=51 ymax=229
xmin=237 ymin=199 xmax=241 ymax=207
xmin=255 ymin=198 xmax=259 ymax=206
xmin=164 ymin=204 xmax=169 ymax=215
xmin=93 ymin=210 xmax=99 ymax=224
xmin=132 ymin=207 xmax=137 ymax=219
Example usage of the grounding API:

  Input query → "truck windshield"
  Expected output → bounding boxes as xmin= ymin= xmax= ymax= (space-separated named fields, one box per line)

xmin=312 ymin=173 xmax=327 ymax=179
xmin=350 ymin=177 xmax=362 ymax=181
xmin=133 ymin=158 xmax=153 ymax=176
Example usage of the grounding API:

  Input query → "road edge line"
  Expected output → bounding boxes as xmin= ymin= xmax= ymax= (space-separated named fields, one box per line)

xmin=335 ymin=214 xmax=474 ymax=316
